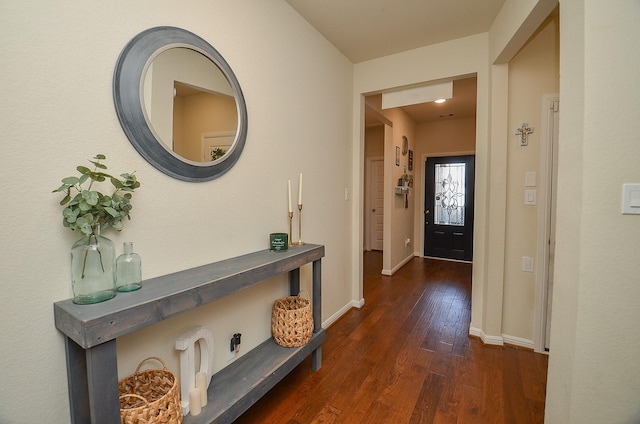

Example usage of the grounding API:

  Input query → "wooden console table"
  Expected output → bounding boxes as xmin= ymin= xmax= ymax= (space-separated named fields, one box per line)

xmin=54 ymin=244 xmax=325 ymax=424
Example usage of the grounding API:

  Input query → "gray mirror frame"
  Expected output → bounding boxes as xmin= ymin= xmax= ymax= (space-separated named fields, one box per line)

xmin=113 ymin=26 xmax=248 ymax=182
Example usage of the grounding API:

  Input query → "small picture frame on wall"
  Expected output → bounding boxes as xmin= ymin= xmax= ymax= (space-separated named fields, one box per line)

xmin=395 ymin=146 xmax=400 ymax=166
xmin=408 ymin=150 xmax=414 ymax=171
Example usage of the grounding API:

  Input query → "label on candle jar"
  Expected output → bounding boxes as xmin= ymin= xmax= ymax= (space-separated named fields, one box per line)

xmin=270 ymin=233 xmax=288 ymax=251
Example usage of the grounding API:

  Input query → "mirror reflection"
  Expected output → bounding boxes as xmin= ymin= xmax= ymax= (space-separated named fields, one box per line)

xmin=142 ymin=48 xmax=238 ymax=164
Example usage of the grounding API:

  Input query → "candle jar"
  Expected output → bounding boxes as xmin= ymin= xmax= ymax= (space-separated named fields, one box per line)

xmin=270 ymin=233 xmax=288 ymax=251
xmin=116 ymin=242 xmax=142 ymax=292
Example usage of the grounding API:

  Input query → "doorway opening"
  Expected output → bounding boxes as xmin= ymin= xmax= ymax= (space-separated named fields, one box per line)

xmin=362 ymin=76 xmax=477 ymax=274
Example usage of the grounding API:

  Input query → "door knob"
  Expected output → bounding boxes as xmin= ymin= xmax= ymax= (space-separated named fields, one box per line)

xmin=425 ymin=210 xmax=430 ymax=214
xmin=372 ymin=209 xmax=376 ymax=213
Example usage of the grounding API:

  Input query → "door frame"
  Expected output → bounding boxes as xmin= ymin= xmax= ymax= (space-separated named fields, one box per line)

xmin=534 ymin=94 xmax=559 ymax=353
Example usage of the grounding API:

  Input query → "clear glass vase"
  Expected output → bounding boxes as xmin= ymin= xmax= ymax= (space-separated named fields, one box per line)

xmin=70 ymin=227 xmax=116 ymax=304
xmin=116 ymin=242 xmax=142 ymax=292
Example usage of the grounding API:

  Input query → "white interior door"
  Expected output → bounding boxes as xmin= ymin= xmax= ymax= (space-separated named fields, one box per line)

xmin=369 ymin=159 xmax=384 ymax=251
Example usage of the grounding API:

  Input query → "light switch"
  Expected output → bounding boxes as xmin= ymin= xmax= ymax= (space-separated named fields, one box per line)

xmin=525 ymin=189 xmax=537 ymax=205
xmin=622 ymin=184 xmax=640 ymax=214
xmin=522 ymin=256 xmax=534 ymax=272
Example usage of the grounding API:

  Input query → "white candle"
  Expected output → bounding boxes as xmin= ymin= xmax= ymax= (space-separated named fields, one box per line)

xmin=196 ymin=371 xmax=208 ymax=407
xmin=298 ymin=173 xmax=303 ymax=206
xmin=189 ymin=388 xmax=202 ymax=416
xmin=288 ymin=180 xmax=292 ymax=213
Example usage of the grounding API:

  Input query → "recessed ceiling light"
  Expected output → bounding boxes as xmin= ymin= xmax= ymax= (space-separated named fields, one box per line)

xmin=434 ymin=99 xmax=447 ymax=104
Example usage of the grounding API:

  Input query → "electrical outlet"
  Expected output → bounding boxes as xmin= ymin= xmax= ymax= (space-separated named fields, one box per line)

xmin=227 ymin=333 xmax=241 ymax=362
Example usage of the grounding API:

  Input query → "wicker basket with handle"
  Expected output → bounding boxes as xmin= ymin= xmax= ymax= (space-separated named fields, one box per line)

xmin=119 ymin=356 xmax=182 ymax=424
xmin=271 ymin=292 xmax=313 ymax=347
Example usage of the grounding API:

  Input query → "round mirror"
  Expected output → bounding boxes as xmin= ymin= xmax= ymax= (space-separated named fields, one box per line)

xmin=113 ymin=27 xmax=248 ymax=182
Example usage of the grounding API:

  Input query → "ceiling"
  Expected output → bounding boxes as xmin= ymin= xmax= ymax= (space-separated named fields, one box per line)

xmin=365 ymin=77 xmax=477 ymax=126
xmin=285 ymin=1 xmax=495 ymax=124
xmin=285 ymin=0 xmax=506 ymax=63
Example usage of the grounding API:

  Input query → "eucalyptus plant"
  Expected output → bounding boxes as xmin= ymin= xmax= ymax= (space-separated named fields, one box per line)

xmin=211 ymin=148 xmax=226 ymax=161
xmin=53 ymin=154 xmax=141 ymax=238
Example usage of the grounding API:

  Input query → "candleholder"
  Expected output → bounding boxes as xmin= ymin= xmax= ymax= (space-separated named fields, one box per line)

xmin=288 ymin=211 xmax=295 ymax=246
xmin=296 ymin=204 xmax=305 ymax=245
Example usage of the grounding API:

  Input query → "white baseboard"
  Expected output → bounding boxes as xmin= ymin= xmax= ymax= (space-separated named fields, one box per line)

xmin=469 ymin=326 xmax=504 ymax=346
xmin=381 ymin=253 xmax=415 ymax=276
xmin=501 ymin=334 xmax=535 ymax=350
xmin=322 ymin=298 xmax=364 ymax=329
xmin=469 ymin=327 xmax=535 ymax=349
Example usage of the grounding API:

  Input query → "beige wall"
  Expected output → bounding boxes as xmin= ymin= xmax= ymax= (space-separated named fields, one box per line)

xmin=503 ymin=12 xmax=559 ymax=343
xmin=417 ymin=117 xmax=477 ymax=156
xmin=545 ymin=0 xmax=640 ymax=422
xmin=379 ymin=107 xmax=416 ymax=271
xmin=0 ymin=1 xmax=353 ymax=422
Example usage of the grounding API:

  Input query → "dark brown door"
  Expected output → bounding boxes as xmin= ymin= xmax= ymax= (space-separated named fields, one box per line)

xmin=424 ymin=155 xmax=475 ymax=261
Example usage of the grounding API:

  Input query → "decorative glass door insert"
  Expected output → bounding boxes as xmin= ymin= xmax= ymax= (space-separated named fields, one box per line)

xmin=434 ymin=162 xmax=466 ymax=226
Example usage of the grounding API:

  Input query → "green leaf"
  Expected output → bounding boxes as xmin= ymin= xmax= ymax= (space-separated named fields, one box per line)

xmin=63 ymin=207 xmax=80 ymax=222
xmin=54 ymin=154 xmax=140 ymax=235
xmin=104 ymin=207 xmax=119 ymax=217
xmin=110 ymin=178 xmax=124 ymax=189
xmin=81 ymin=190 xmax=99 ymax=206
xmin=68 ymin=194 xmax=81 ymax=206
xmin=78 ymin=201 xmax=91 ymax=212
xmin=90 ymin=160 xmax=108 ymax=170
xmin=62 ymin=176 xmax=79 ymax=185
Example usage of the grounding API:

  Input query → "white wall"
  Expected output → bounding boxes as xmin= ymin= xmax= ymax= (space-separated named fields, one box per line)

xmin=545 ymin=0 xmax=640 ymax=422
xmin=0 ymin=1 xmax=353 ymax=422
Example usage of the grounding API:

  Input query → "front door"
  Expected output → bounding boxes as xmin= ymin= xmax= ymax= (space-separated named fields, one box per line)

xmin=424 ymin=155 xmax=475 ymax=261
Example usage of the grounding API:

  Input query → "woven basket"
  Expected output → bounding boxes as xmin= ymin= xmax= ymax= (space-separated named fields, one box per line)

xmin=271 ymin=292 xmax=313 ymax=347
xmin=119 ymin=356 xmax=182 ymax=424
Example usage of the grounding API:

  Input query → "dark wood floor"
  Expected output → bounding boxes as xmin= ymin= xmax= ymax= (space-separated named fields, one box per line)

xmin=235 ymin=251 xmax=548 ymax=423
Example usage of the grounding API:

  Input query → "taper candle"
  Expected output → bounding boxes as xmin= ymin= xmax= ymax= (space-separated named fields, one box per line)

xmin=288 ymin=180 xmax=292 ymax=213
xmin=298 ymin=173 xmax=303 ymax=205
xmin=196 ymin=371 xmax=208 ymax=406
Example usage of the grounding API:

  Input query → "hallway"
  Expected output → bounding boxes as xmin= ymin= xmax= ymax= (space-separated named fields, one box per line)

xmin=236 ymin=252 xmax=548 ymax=423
